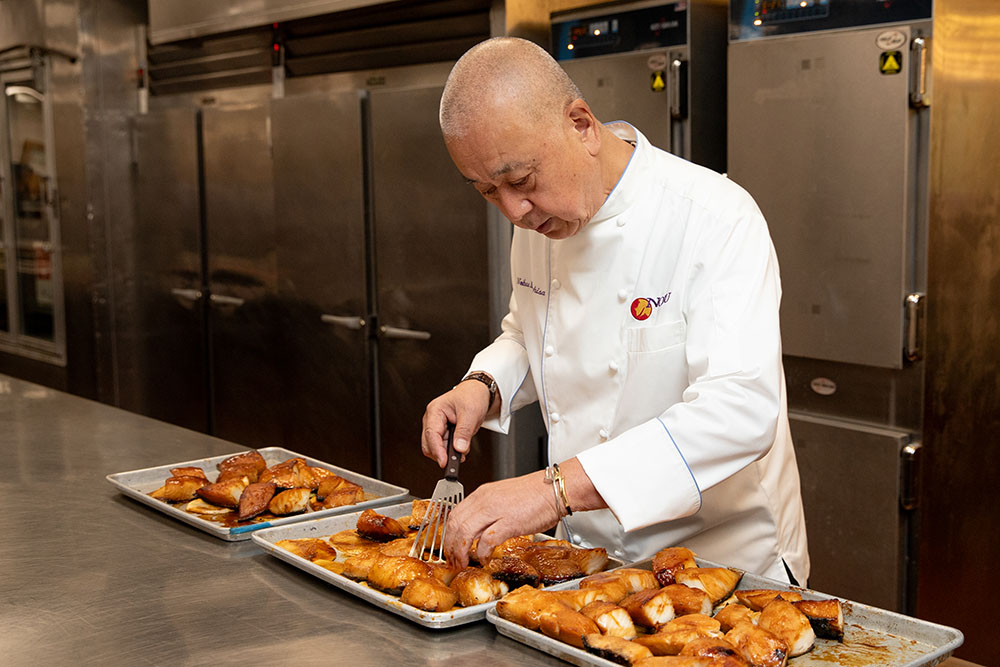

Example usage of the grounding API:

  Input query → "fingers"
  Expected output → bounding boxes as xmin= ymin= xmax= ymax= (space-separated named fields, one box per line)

xmin=421 ymin=382 xmax=491 ymax=467
xmin=420 ymin=409 xmax=449 ymax=468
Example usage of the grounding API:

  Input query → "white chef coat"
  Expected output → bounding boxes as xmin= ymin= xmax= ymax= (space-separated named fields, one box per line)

xmin=468 ymin=123 xmax=809 ymax=584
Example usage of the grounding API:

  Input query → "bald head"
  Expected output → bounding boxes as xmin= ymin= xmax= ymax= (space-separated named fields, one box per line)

xmin=440 ymin=37 xmax=583 ymax=139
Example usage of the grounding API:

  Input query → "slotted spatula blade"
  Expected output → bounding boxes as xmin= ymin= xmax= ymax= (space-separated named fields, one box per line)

xmin=410 ymin=423 xmax=464 ymax=562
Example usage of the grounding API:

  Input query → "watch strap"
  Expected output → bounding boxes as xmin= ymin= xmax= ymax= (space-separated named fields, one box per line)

xmin=462 ymin=371 xmax=497 ymax=408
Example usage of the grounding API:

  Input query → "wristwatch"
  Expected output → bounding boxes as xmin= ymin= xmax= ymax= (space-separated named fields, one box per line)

xmin=462 ymin=371 xmax=497 ymax=408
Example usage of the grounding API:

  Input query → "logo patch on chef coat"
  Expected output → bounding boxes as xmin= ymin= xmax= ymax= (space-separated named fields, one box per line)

xmin=631 ymin=292 xmax=671 ymax=321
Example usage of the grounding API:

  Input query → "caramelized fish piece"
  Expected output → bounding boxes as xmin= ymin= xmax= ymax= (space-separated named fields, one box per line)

xmin=715 ymin=603 xmax=758 ymax=632
xmin=757 ymin=599 xmax=815 ymax=657
xmin=675 ymin=568 xmax=743 ymax=605
xmin=196 ymin=476 xmax=249 ymax=508
xmin=792 ymin=598 xmax=844 ymax=641
xmin=725 ymin=621 xmax=788 ymax=667
xmin=367 ymin=554 xmax=434 ymax=595
xmin=268 ymin=487 xmax=311 ymax=515
xmin=428 ymin=561 xmax=460 ymax=586
xmin=170 ymin=466 xmax=208 ymax=481
xmin=580 ymin=600 xmax=637 ymax=639
xmin=452 ymin=567 xmax=509 ymax=607
xmin=539 ymin=605 xmax=601 ymax=649
xmin=298 ymin=465 xmax=335 ymax=490
xmin=217 ymin=450 xmax=267 ymax=474
xmin=315 ymin=475 xmax=363 ymax=500
xmin=660 ymin=584 xmax=712 ymax=616
xmin=556 ymin=588 xmax=615 ymax=612
xmin=378 ymin=536 xmax=417 ymax=557
xmin=568 ymin=546 xmax=611 ymax=575
xmin=341 ymin=549 xmax=382 ymax=581
xmin=581 ymin=569 xmax=659 ymax=603
xmin=185 ymin=498 xmax=232 ymax=515
xmin=356 ymin=509 xmax=407 ymax=542
xmin=679 ymin=636 xmax=749 ymax=666
xmin=652 ymin=547 xmax=697 ymax=586
xmin=150 ymin=475 xmax=207 ymax=502
xmin=321 ymin=484 xmax=364 ymax=508
xmin=633 ymin=615 xmax=723 ymax=656
xmin=408 ymin=499 xmax=431 ymax=530
xmin=582 ymin=634 xmax=653 ymax=666
xmin=486 ymin=556 xmax=541 ymax=589
xmin=259 ymin=458 xmax=308 ymax=488
xmin=328 ymin=529 xmax=380 ymax=559
xmin=218 ymin=463 xmax=261 ymax=484
xmin=735 ymin=589 xmax=803 ymax=612
xmin=496 ymin=586 xmax=564 ymax=630
xmin=276 ymin=537 xmax=337 ymax=562
xmin=400 ymin=576 xmax=459 ymax=612
xmin=620 ymin=588 xmax=676 ymax=629
xmin=522 ymin=546 xmax=585 ymax=585
xmin=237 ymin=481 xmax=276 ymax=520
xmin=489 ymin=535 xmax=535 ymax=561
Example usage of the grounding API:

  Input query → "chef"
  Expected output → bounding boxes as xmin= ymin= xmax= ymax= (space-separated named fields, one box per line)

xmin=421 ymin=37 xmax=810 ymax=585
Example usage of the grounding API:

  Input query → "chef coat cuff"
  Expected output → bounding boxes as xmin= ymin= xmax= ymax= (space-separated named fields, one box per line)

xmin=576 ymin=419 xmax=702 ymax=532
xmin=466 ymin=339 xmax=533 ymax=435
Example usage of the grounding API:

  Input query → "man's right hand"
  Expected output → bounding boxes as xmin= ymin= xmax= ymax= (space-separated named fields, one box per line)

xmin=421 ymin=379 xmax=493 ymax=467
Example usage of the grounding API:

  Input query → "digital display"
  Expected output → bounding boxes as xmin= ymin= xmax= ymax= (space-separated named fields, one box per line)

xmin=730 ymin=0 xmax=932 ymax=41
xmin=753 ymin=0 xmax=830 ymax=26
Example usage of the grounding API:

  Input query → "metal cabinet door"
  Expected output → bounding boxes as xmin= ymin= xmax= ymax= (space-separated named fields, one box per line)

xmin=562 ymin=51 xmax=673 ymax=152
xmin=728 ymin=27 xmax=915 ymax=369
xmin=202 ymin=104 xmax=282 ymax=447
xmin=369 ymin=85 xmax=493 ymax=497
xmin=791 ymin=413 xmax=914 ymax=612
xmin=271 ymin=92 xmax=372 ymax=474
xmin=131 ymin=107 xmax=208 ymax=432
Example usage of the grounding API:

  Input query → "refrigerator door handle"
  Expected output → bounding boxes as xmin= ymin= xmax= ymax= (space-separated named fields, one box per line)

xmin=209 ymin=293 xmax=245 ymax=307
xmin=910 ymin=36 xmax=930 ymax=108
xmin=170 ymin=287 xmax=203 ymax=302
xmin=379 ymin=325 xmax=431 ymax=341
xmin=321 ymin=313 xmax=366 ymax=331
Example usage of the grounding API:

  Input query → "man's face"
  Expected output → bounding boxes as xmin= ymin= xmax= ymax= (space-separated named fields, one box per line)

xmin=444 ymin=104 xmax=603 ymax=240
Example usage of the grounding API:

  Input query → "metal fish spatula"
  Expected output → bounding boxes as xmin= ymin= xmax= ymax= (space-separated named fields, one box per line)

xmin=410 ymin=422 xmax=464 ymax=562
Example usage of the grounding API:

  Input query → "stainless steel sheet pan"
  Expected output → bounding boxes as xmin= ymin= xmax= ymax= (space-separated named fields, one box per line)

xmin=106 ymin=446 xmax=408 ymax=541
xmin=252 ymin=502 xmax=624 ymax=629
xmin=486 ymin=557 xmax=963 ymax=667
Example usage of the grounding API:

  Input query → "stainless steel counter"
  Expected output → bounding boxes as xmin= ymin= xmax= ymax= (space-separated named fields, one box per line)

xmin=0 ymin=375 xmax=553 ymax=666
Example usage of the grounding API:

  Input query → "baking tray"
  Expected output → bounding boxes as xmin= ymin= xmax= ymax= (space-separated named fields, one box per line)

xmin=487 ymin=557 xmax=964 ymax=667
xmin=106 ymin=446 xmax=409 ymax=541
xmin=252 ymin=501 xmax=625 ymax=629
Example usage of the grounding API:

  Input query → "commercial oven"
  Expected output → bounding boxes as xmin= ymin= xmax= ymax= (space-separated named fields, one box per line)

xmin=727 ymin=0 xmax=933 ymax=613
xmin=551 ymin=0 xmax=727 ymax=171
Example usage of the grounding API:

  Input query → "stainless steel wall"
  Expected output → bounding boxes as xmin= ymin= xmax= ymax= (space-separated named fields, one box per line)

xmin=917 ymin=0 xmax=1000 ymax=662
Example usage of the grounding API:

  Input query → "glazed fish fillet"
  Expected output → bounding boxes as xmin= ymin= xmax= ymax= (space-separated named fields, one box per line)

xmin=367 ymin=554 xmax=434 ymax=596
xmin=268 ymin=487 xmax=311 ymax=515
xmin=237 ymin=481 xmax=276 ymax=520
xmin=633 ymin=614 xmax=723 ymax=656
xmin=217 ymin=450 xmax=267 ymax=475
xmin=582 ymin=634 xmax=653 ymax=666
xmin=580 ymin=600 xmax=637 ymax=639
xmin=619 ymin=587 xmax=676 ymax=629
xmin=757 ymin=598 xmax=815 ymax=657
xmin=679 ymin=636 xmax=750 ymax=666
xmin=660 ymin=584 xmax=712 ymax=616
xmin=399 ymin=575 xmax=458 ymax=612
xmin=150 ymin=475 xmax=207 ymax=502
xmin=452 ymin=567 xmax=509 ymax=607
xmin=169 ymin=466 xmax=208 ymax=481
xmin=276 ymin=537 xmax=337 ymax=562
xmin=735 ymin=589 xmax=803 ymax=612
xmin=675 ymin=568 xmax=743 ymax=605
xmin=356 ymin=508 xmax=407 ymax=542
xmin=195 ymin=476 xmax=249 ymax=508
xmin=725 ymin=621 xmax=789 ymax=667
xmin=715 ymin=603 xmax=758 ymax=632
xmin=792 ymin=598 xmax=844 ymax=641
xmin=652 ymin=547 xmax=697 ymax=586
xmin=486 ymin=555 xmax=541 ymax=589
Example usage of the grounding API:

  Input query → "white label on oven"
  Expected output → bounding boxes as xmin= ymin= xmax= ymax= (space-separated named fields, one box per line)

xmin=810 ymin=377 xmax=837 ymax=396
xmin=647 ymin=53 xmax=668 ymax=71
xmin=876 ymin=30 xmax=907 ymax=50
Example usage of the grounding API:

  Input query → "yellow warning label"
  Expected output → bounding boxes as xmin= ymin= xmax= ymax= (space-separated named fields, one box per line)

xmin=651 ymin=70 xmax=666 ymax=92
xmin=880 ymin=50 xmax=902 ymax=75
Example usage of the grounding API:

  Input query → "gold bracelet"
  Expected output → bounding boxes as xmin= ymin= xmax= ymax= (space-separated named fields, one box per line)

xmin=544 ymin=463 xmax=573 ymax=517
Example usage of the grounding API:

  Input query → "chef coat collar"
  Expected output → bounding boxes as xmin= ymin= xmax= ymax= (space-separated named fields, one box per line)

xmin=587 ymin=122 xmax=645 ymax=226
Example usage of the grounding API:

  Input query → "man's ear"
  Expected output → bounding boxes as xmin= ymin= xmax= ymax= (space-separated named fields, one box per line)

xmin=566 ymin=99 xmax=601 ymax=156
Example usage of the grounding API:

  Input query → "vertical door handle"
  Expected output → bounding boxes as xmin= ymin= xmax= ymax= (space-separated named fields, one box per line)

xmin=668 ymin=57 xmax=688 ymax=120
xmin=900 ymin=442 xmax=922 ymax=510
xmin=904 ymin=292 xmax=925 ymax=362
xmin=321 ymin=314 xmax=366 ymax=330
xmin=379 ymin=325 xmax=431 ymax=341
xmin=910 ymin=37 xmax=930 ymax=108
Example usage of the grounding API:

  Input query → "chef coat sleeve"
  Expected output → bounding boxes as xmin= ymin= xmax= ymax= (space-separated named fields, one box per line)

xmin=577 ymin=195 xmax=784 ymax=532
xmin=465 ymin=292 xmax=537 ymax=435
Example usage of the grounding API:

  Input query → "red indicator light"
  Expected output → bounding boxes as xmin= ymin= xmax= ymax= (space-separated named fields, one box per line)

xmin=273 ymin=43 xmax=280 ymax=52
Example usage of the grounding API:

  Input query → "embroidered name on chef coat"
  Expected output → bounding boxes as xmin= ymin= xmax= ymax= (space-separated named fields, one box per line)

xmin=517 ymin=277 xmax=546 ymax=297
xmin=631 ymin=292 xmax=672 ymax=321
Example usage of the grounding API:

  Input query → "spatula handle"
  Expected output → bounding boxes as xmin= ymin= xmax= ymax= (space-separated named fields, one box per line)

xmin=445 ymin=422 xmax=460 ymax=481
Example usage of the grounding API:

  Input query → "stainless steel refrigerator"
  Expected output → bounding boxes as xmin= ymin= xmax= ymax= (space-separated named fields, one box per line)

xmin=131 ymin=69 xmax=496 ymax=497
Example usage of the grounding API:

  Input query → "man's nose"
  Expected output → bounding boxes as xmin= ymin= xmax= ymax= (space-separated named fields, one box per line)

xmin=495 ymin=188 xmax=532 ymax=223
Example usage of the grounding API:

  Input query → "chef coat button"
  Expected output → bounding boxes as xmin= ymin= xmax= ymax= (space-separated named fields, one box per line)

xmin=608 ymin=360 xmax=619 ymax=373
xmin=617 ymin=219 xmax=626 ymax=227
xmin=550 ymin=412 xmax=561 ymax=423
xmin=572 ymin=535 xmax=583 ymax=545
xmin=544 ymin=345 xmax=554 ymax=357
xmin=617 ymin=288 xmax=628 ymax=301
xmin=551 ymin=278 xmax=561 ymax=290
xmin=614 ymin=549 xmax=624 ymax=558
xmin=599 ymin=428 xmax=609 ymax=440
